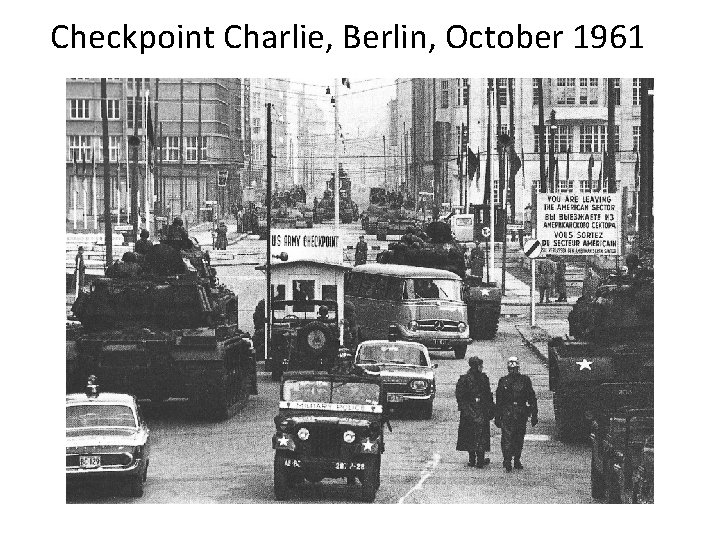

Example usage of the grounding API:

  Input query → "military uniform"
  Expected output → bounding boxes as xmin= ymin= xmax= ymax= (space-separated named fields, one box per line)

xmin=496 ymin=371 xmax=537 ymax=470
xmin=456 ymin=367 xmax=494 ymax=466
xmin=354 ymin=239 xmax=368 ymax=266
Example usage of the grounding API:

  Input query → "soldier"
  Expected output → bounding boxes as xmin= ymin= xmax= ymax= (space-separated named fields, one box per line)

xmin=166 ymin=217 xmax=190 ymax=251
xmin=455 ymin=357 xmax=495 ymax=468
xmin=355 ymin=235 xmax=368 ymax=266
xmin=74 ymin=246 xmax=86 ymax=291
xmin=134 ymin=229 xmax=153 ymax=257
xmin=469 ymin=244 xmax=485 ymax=278
xmin=537 ymin=256 xmax=556 ymax=304
xmin=495 ymin=357 xmax=538 ymax=472
xmin=551 ymin=255 xmax=567 ymax=302
xmin=215 ymin=221 xmax=228 ymax=250
xmin=317 ymin=305 xmax=331 ymax=322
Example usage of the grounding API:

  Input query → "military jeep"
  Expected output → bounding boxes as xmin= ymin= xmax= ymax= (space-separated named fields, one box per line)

xmin=272 ymin=371 xmax=386 ymax=502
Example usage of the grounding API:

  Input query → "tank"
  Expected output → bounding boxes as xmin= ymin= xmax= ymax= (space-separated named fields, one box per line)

xmin=547 ymin=259 xmax=654 ymax=441
xmin=375 ymin=221 xmax=502 ymax=339
xmin=66 ymin=241 xmax=257 ymax=421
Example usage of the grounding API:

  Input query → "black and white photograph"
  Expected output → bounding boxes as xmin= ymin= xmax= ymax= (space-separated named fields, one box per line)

xmin=63 ymin=76 xmax=654 ymax=504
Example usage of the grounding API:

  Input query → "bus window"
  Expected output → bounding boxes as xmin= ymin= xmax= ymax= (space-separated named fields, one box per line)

xmin=403 ymin=278 xmax=462 ymax=301
xmin=322 ymin=285 xmax=337 ymax=302
xmin=357 ymin=274 xmax=375 ymax=299
xmin=387 ymin=277 xmax=403 ymax=301
xmin=272 ymin=284 xmax=286 ymax=301
xmin=371 ymin=276 xmax=388 ymax=299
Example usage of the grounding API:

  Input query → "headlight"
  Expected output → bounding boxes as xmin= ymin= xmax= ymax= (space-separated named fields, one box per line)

xmin=408 ymin=320 xmax=418 ymax=331
xmin=458 ymin=322 xmax=467 ymax=332
xmin=297 ymin=427 xmax=310 ymax=441
xmin=343 ymin=430 xmax=356 ymax=443
xmin=410 ymin=380 xmax=428 ymax=391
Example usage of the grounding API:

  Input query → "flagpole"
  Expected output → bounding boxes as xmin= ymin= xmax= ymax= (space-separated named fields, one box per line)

xmin=117 ymin=163 xmax=121 ymax=225
xmin=333 ymin=78 xmax=344 ymax=347
xmin=489 ymin=84 xmax=495 ymax=283
xmin=144 ymin=88 xmax=151 ymax=233
xmin=83 ymin=172 xmax=88 ymax=230
xmin=93 ymin=147 xmax=98 ymax=231
xmin=73 ymin=159 xmax=78 ymax=230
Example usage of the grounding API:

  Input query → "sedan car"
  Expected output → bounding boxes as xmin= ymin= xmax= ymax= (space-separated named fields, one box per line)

xmin=354 ymin=340 xmax=437 ymax=419
xmin=66 ymin=379 xmax=150 ymax=497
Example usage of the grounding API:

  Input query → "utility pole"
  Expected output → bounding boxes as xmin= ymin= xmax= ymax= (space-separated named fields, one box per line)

xmin=607 ymin=78 xmax=617 ymax=193
xmin=101 ymin=78 xmax=112 ymax=266
xmin=508 ymin=78 xmax=516 ymax=223
xmin=465 ymin=79 xmax=470 ymax=213
xmin=383 ymin=135 xmax=388 ymax=189
xmin=196 ymin=82 xmax=202 ymax=221
xmin=639 ymin=78 xmax=653 ymax=253
xmin=333 ymin=79 xmax=344 ymax=346
xmin=265 ymin=102 xmax=273 ymax=371
xmin=538 ymin=79 xmax=547 ymax=194
xmin=131 ymin=78 xmax=140 ymax=243
xmin=548 ymin=109 xmax=556 ymax=193
xmin=496 ymin=78 xmax=507 ymax=294
xmin=179 ymin=78 xmax=185 ymax=218
xmin=154 ymin=78 xmax=160 ymax=216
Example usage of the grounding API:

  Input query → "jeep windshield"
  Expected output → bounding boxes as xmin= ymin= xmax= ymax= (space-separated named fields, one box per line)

xmin=356 ymin=343 xmax=427 ymax=366
xmin=403 ymin=278 xmax=462 ymax=301
xmin=66 ymin=404 xmax=137 ymax=430
xmin=283 ymin=379 xmax=380 ymax=406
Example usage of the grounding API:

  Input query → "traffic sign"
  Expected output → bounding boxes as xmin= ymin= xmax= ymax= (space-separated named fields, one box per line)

xmin=523 ymin=238 xmax=542 ymax=259
xmin=217 ymin=170 xmax=228 ymax=187
xmin=481 ymin=226 xmax=491 ymax=239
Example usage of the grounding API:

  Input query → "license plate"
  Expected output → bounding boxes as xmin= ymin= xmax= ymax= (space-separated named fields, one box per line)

xmin=335 ymin=462 xmax=365 ymax=471
xmin=432 ymin=339 xmax=448 ymax=346
xmin=387 ymin=394 xmax=404 ymax=403
xmin=283 ymin=458 xmax=301 ymax=468
xmin=79 ymin=455 xmax=101 ymax=468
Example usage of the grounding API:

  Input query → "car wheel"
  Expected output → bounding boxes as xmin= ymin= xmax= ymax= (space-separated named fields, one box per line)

xmin=274 ymin=452 xmax=291 ymax=501
xmin=453 ymin=344 xmax=468 ymax=359
xmin=360 ymin=456 xmax=380 ymax=503
xmin=129 ymin=473 xmax=144 ymax=498
xmin=418 ymin=402 xmax=433 ymax=420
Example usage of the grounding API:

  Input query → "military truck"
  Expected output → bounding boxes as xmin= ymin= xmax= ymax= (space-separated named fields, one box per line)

xmin=375 ymin=221 xmax=502 ymax=339
xmin=588 ymin=383 xmax=654 ymax=499
xmin=67 ymin=241 xmax=257 ymax=421
xmin=591 ymin=407 xmax=654 ymax=503
xmin=548 ymin=264 xmax=654 ymax=441
xmin=272 ymin=371 xmax=387 ymax=502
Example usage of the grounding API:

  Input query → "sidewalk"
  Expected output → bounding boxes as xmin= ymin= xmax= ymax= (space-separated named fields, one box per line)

xmin=187 ymin=222 xmax=248 ymax=250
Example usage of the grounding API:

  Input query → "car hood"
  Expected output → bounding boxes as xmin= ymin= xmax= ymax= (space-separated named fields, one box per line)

xmin=277 ymin=412 xmax=376 ymax=429
xmin=66 ymin=427 xmax=144 ymax=447
xmin=359 ymin=363 xmax=434 ymax=380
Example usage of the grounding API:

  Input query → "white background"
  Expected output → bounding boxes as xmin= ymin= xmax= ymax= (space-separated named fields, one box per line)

xmin=1 ymin=0 xmax=717 ymax=537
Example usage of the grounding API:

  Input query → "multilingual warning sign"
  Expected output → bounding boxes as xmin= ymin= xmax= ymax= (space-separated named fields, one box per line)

xmin=271 ymin=228 xmax=343 ymax=264
xmin=537 ymin=192 xmax=620 ymax=255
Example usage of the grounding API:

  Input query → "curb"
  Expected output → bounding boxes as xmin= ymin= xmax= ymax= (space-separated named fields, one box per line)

xmin=515 ymin=325 xmax=550 ymax=366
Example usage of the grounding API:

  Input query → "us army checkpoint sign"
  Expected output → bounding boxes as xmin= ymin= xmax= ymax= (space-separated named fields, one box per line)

xmin=270 ymin=228 xmax=343 ymax=264
xmin=537 ymin=192 xmax=620 ymax=256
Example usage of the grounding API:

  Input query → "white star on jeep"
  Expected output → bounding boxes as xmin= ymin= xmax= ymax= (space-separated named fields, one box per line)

xmin=362 ymin=439 xmax=374 ymax=451
xmin=481 ymin=289 xmax=490 ymax=296
xmin=576 ymin=359 xmax=593 ymax=371
xmin=278 ymin=435 xmax=289 ymax=446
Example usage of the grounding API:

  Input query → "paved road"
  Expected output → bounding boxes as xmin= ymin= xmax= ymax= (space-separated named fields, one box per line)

xmin=66 ymin=318 xmax=590 ymax=504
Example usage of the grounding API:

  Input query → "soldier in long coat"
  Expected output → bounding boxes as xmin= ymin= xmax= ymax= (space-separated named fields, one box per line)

xmin=537 ymin=256 xmax=556 ymax=304
xmin=495 ymin=357 xmax=538 ymax=472
xmin=456 ymin=357 xmax=495 ymax=468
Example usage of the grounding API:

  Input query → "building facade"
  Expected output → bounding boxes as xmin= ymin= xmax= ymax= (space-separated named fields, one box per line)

xmin=66 ymin=78 xmax=250 ymax=231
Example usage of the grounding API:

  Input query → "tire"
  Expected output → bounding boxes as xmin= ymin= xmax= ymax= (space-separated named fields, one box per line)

xmin=360 ymin=456 xmax=380 ymax=503
xmin=604 ymin=464 xmax=620 ymax=504
xmin=591 ymin=454 xmax=605 ymax=499
xmin=417 ymin=401 xmax=433 ymax=420
xmin=453 ymin=344 xmax=468 ymax=359
xmin=129 ymin=473 xmax=144 ymax=498
xmin=477 ymin=316 xmax=499 ymax=340
xmin=553 ymin=393 xmax=586 ymax=442
xmin=274 ymin=452 xmax=291 ymax=501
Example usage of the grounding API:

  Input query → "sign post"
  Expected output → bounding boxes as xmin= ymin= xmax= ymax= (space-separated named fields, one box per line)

xmin=522 ymin=238 xmax=542 ymax=327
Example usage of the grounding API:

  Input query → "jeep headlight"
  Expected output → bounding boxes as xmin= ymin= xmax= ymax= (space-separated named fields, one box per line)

xmin=297 ymin=427 xmax=310 ymax=441
xmin=408 ymin=320 xmax=418 ymax=331
xmin=410 ymin=380 xmax=428 ymax=391
xmin=343 ymin=430 xmax=356 ymax=443
xmin=458 ymin=322 xmax=467 ymax=332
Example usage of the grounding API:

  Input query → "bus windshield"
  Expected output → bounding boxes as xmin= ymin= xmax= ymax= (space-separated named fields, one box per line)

xmin=403 ymin=278 xmax=461 ymax=301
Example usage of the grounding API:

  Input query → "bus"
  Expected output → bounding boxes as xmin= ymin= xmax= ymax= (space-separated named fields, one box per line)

xmin=345 ymin=264 xmax=472 ymax=358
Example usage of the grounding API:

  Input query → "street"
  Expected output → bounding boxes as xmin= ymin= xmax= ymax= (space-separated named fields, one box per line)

xmin=67 ymin=224 xmax=590 ymax=504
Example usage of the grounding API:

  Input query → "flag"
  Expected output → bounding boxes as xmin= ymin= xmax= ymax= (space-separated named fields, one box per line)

xmin=81 ymin=149 xmax=86 ymax=177
xmin=146 ymin=100 xmax=155 ymax=173
xmin=555 ymin=156 xmax=560 ymax=188
xmin=509 ymin=144 xmax=522 ymax=180
xmin=467 ymin=147 xmax=479 ymax=183
xmin=341 ymin=78 xmax=351 ymax=89
xmin=566 ymin=147 xmax=570 ymax=182
xmin=596 ymin=153 xmax=603 ymax=192
xmin=587 ymin=154 xmax=594 ymax=188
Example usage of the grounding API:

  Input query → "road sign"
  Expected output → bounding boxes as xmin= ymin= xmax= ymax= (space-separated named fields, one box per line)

xmin=481 ymin=226 xmax=491 ymax=239
xmin=507 ymin=224 xmax=523 ymax=231
xmin=217 ymin=170 xmax=228 ymax=187
xmin=523 ymin=238 xmax=542 ymax=259
xmin=205 ymin=200 xmax=218 ymax=205
xmin=114 ymin=224 xmax=133 ymax=232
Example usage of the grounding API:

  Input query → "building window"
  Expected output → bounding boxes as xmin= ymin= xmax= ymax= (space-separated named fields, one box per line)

xmin=67 ymin=135 xmax=92 ymax=162
xmin=321 ymin=285 xmax=337 ymax=302
xmin=98 ymin=135 xmax=121 ymax=162
xmin=440 ymin=79 xmax=449 ymax=109
xmin=614 ymin=125 xmax=620 ymax=151
xmin=126 ymin=97 xmax=143 ymax=129
xmin=493 ymin=178 xmax=500 ymax=205
xmin=497 ymin=78 xmax=508 ymax=106
xmin=632 ymin=78 xmax=641 ymax=105
xmin=579 ymin=125 xmax=606 ymax=153
xmin=456 ymin=126 xmax=461 ymax=151
xmin=185 ymin=136 xmax=208 ymax=161
xmin=70 ymin=99 xmax=90 ymax=119
xmin=633 ymin=125 xmax=641 ymax=152
xmin=556 ymin=78 xmax=576 ymax=105
xmin=579 ymin=176 xmax=592 ymax=193
xmin=462 ymin=78 xmax=469 ymax=106
xmin=252 ymin=91 xmax=261 ymax=109
xmin=500 ymin=124 xmax=508 ymax=136
xmin=579 ymin=78 xmax=598 ymax=105
xmin=456 ymin=79 xmax=468 ymax=107
xmin=614 ymin=79 xmax=621 ymax=106
xmin=534 ymin=125 xmax=572 ymax=153
xmin=533 ymin=78 xmax=541 ymax=106
xmin=163 ymin=136 xmax=180 ymax=162
xmin=252 ymin=117 xmax=261 ymax=135
xmin=106 ymin=99 xmax=120 ymax=120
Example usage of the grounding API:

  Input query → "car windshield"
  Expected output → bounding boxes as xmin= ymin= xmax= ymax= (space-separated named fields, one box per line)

xmin=357 ymin=343 xmax=427 ymax=366
xmin=283 ymin=379 xmax=380 ymax=406
xmin=404 ymin=278 xmax=461 ymax=301
xmin=66 ymin=404 xmax=137 ymax=429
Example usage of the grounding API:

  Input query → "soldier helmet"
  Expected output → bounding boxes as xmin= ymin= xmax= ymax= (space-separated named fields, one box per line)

xmin=468 ymin=356 xmax=482 ymax=367
xmin=318 ymin=305 xmax=329 ymax=317
xmin=507 ymin=357 xmax=520 ymax=368
xmin=140 ymin=229 xmax=149 ymax=239
xmin=173 ymin=217 xmax=183 ymax=226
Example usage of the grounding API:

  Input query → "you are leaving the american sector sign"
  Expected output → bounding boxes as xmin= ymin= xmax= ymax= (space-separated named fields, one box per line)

xmin=537 ymin=192 xmax=620 ymax=256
